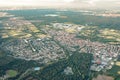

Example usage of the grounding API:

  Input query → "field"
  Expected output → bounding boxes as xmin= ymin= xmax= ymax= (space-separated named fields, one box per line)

xmin=6 ymin=70 xmax=18 ymax=77
xmin=77 ymin=26 xmax=120 ymax=44
xmin=116 ymin=62 xmax=120 ymax=66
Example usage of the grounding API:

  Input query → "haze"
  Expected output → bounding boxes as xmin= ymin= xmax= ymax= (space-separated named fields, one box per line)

xmin=0 ymin=0 xmax=119 ymax=9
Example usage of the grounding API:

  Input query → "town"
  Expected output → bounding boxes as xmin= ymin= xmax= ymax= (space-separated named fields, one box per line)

xmin=47 ymin=25 xmax=120 ymax=71
xmin=1 ymin=16 xmax=120 ymax=72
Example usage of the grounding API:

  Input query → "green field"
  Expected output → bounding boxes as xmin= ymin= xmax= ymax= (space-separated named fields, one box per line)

xmin=6 ymin=70 xmax=18 ymax=77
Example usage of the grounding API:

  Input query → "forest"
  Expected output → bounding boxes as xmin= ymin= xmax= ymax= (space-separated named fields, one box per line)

xmin=6 ymin=9 xmax=120 ymax=30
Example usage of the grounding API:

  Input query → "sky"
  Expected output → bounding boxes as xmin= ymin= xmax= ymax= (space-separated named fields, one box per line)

xmin=0 ymin=0 xmax=119 ymax=9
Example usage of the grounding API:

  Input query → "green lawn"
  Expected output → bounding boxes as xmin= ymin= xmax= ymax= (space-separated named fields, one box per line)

xmin=6 ymin=70 xmax=18 ymax=77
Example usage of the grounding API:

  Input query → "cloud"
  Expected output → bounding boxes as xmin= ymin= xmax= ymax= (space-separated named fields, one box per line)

xmin=0 ymin=0 xmax=62 ymax=6
xmin=0 ymin=0 xmax=119 ymax=9
xmin=63 ymin=0 xmax=74 ymax=3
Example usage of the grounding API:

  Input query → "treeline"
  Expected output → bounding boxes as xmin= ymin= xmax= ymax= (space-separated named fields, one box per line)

xmin=0 ymin=56 xmax=42 ymax=80
xmin=24 ymin=53 xmax=93 ymax=80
